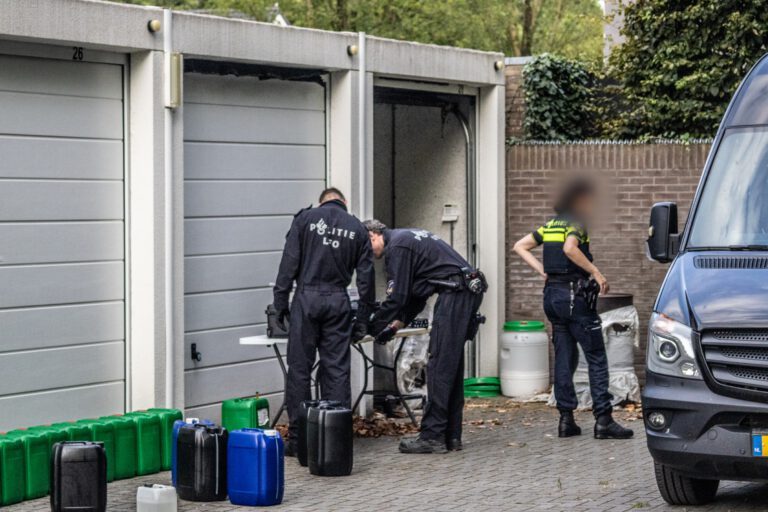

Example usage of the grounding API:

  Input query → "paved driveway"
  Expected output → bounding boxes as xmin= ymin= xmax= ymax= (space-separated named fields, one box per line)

xmin=8 ymin=399 xmax=768 ymax=511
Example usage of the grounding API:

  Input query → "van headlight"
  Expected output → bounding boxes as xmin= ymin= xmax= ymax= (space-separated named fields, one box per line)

xmin=648 ymin=312 xmax=702 ymax=380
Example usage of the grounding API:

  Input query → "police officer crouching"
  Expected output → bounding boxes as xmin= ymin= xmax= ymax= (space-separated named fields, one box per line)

xmin=273 ymin=188 xmax=375 ymax=456
xmin=513 ymin=179 xmax=632 ymax=440
xmin=364 ymin=220 xmax=486 ymax=454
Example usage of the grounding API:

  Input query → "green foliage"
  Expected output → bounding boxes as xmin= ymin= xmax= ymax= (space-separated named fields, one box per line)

xmin=109 ymin=0 xmax=604 ymax=62
xmin=609 ymin=0 xmax=768 ymax=139
xmin=522 ymin=54 xmax=596 ymax=140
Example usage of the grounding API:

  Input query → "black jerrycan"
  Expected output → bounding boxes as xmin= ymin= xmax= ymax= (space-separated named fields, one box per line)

xmin=307 ymin=403 xmax=353 ymax=476
xmin=297 ymin=400 xmax=342 ymax=467
xmin=50 ymin=441 xmax=107 ymax=512
xmin=176 ymin=424 xmax=228 ymax=501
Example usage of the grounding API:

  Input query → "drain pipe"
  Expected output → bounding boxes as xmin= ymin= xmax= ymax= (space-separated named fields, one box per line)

xmin=448 ymin=105 xmax=478 ymax=377
xmin=163 ymin=8 xmax=175 ymax=408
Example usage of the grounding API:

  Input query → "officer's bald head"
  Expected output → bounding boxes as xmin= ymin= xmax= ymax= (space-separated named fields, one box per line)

xmin=319 ymin=187 xmax=346 ymax=205
xmin=363 ymin=219 xmax=387 ymax=259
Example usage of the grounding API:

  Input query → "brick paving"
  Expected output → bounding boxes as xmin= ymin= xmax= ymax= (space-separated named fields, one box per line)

xmin=8 ymin=399 xmax=768 ymax=511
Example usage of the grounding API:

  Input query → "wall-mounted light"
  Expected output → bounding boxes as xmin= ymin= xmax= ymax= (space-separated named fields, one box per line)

xmin=347 ymin=44 xmax=359 ymax=57
xmin=148 ymin=19 xmax=162 ymax=33
xmin=494 ymin=60 xmax=504 ymax=71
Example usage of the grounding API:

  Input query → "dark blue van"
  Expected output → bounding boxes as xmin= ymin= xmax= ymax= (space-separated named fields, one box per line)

xmin=645 ymin=55 xmax=768 ymax=505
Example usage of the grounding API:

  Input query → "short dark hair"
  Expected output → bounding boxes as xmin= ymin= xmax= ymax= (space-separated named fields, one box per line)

xmin=363 ymin=219 xmax=387 ymax=234
xmin=319 ymin=187 xmax=346 ymax=203
xmin=554 ymin=178 xmax=595 ymax=215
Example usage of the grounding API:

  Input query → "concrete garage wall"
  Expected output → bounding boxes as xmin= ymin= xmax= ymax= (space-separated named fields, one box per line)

xmin=506 ymin=142 xmax=710 ymax=381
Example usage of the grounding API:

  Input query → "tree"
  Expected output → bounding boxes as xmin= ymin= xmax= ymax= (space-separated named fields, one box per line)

xmin=109 ymin=0 xmax=604 ymax=63
xmin=610 ymin=0 xmax=768 ymax=138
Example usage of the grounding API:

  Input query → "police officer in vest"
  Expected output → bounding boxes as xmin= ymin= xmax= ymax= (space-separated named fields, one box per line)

xmin=273 ymin=188 xmax=375 ymax=456
xmin=364 ymin=220 xmax=486 ymax=454
xmin=513 ymin=179 xmax=633 ymax=440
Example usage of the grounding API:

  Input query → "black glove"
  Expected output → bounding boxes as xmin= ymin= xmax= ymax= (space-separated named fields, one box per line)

xmin=276 ymin=309 xmax=291 ymax=331
xmin=374 ymin=323 xmax=398 ymax=345
xmin=352 ymin=320 xmax=369 ymax=344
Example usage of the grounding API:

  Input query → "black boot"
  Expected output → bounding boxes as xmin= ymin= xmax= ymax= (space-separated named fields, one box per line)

xmin=446 ymin=438 xmax=463 ymax=451
xmin=594 ymin=414 xmax=634 ymax=440
xmin=284 ymin=441 xmax=297 ymax=457
xmin=399 ymin=436 xmax=448 ymax=454
xmin=558 ymin=411 xmax=582 ymax=438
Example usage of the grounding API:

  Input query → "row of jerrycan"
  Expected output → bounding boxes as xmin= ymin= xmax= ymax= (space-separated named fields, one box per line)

xmin=0 ymin=408 xmax=181 ymax=508
xmin=172 ymin=421 xmax=285 ymax=506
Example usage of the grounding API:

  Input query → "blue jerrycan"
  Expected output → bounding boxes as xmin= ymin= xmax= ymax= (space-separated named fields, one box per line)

xmin=228 ymin=428 xmax=284 ymax=506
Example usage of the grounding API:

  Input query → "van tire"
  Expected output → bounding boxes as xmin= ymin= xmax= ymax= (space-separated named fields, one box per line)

xmin=654 ymin=462 xmax=719 ymax=506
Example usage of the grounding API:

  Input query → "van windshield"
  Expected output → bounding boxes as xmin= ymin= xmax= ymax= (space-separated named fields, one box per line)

xmin=688 ymin=127 xmax=768 ymax=249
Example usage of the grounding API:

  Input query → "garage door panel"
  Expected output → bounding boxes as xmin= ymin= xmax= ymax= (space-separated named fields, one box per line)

xmin=0 ymin=302 xmax=124 ymax=352
xmin=185 ymin=325 xmax=271 ymax=370
xmin=0 ymin=137 xmax=123 ymax=179
xmin=185 ymin=252 xmax=282 ymax=294
xmin=184 ymin=72 xmax=325 ymax=412
xmin=0 ymin=55 xmax=122 ymax=99
xmin=0 ymin=341 xmax=124 ymax=396
xmin=0 ymin=262 xmax=124 ymax=308
xmin=185 ymin=142 xmax=325 ymax=180
xmin=184 ymin=103 xmax=325 ymax=145
xmin=185 ymin=74 xmax=324 ymax=110
xmin=185 ymin=217 xmax=292 ymax=256
xmin=0 ymin=382 xmax=125 ymax=432
xmin=0 ymin=53 xmax=126 ymax=428
xmin=185 ymin=288 xmax=272 ymax=333
xmin=185 ymin=181 xmax=322 ymax=217
xmin=0 ymin=222 xmax=123 ymax=265
xmin=0 ymin=181 xmax=123 ymax=221
xmin=0 ymin=91 xmax=123 ymax=139
xmin=185 ymin=359 xmax=285 ymax=406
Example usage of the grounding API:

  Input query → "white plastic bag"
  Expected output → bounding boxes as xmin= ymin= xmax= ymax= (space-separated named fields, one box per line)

xmin=548 ymin=305 xmax=641 ymax=409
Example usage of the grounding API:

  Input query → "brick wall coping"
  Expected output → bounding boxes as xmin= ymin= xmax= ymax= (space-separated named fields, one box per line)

xmin=508 ymin=138 xmax=714 ymax=146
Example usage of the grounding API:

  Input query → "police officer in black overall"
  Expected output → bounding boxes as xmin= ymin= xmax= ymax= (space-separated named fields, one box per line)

xmin=364 ymin=220 xmax=486 ymax=454
xmin=513 ymin=179 xmax=632 ymax=440
xmin=273 ymin=188 xmax=375 ymax=456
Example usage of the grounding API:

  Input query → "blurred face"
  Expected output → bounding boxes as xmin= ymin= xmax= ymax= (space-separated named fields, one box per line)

xmin=369 ymin=232 xmax=385 ymax=258
xmin=572 ymin=193 xmax=596 ymax=220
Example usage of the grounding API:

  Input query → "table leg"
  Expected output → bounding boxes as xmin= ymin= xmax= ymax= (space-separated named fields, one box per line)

xmin=271 ymin=343 xmax=289 ymax=428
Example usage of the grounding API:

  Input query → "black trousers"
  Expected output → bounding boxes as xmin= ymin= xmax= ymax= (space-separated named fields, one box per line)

xmin=285 ymin=288 xmax=352 ymax=441
xmin=543 ymin=283 xmax=612 ymax=418
xmin=420 ymin=288 xmax=483 ymax=442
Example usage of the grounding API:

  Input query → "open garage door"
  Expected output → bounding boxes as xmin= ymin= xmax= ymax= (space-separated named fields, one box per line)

xmin=183 ymin=70 xmax=326 ymax=421
xmin=0 ymin=51 xmax=126 ymax=431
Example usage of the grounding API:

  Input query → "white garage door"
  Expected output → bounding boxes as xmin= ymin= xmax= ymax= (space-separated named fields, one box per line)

xmin=183 ymin=72 xmax=326 ymax=421
xmin=0 ymin=52 xmax=126 ymax=431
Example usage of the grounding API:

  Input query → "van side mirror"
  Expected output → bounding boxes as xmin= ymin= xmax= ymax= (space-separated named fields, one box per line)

xmin=647 ymin=202 xmax=679 ymax=263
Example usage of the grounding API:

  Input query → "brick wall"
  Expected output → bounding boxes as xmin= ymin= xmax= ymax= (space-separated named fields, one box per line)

xmin=505 ymin=142 xmax=711 ymax=380
xmin=505 ymin=63 xmax=526 ymax=139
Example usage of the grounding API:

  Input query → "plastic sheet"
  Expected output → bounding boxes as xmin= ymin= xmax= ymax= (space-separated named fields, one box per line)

xmin=548 ymin=305 xmax=641 ymax=409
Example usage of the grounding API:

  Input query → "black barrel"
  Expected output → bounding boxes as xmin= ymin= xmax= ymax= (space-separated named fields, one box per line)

xmin=298 ymin=400 xmax=342 ymax=467
xmin=307 ymin=404 xmax=353 ymax=476
xmin=50 ymin=441 xmax=107 ymax=512
xmin=176 ymin=424 xmax=228 ymax=501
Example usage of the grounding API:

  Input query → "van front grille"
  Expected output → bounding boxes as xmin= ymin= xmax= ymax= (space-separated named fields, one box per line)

xmin=702 ymin=330 xmax=768 ymax=395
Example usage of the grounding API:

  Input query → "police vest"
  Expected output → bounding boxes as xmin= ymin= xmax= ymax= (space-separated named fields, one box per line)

xmin=532 ymin=217 xmax=592 ymax=279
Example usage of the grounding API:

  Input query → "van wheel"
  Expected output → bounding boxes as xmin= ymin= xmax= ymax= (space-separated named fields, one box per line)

xmin=654 ymin=462 xmax=719 ymax=506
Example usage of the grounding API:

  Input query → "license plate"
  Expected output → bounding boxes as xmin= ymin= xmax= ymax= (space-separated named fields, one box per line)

xmin=752 ymin=430 xmax=768 ymax=456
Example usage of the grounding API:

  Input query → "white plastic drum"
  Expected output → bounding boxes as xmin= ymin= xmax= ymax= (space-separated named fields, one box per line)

xmin=500 ymin=321 xmax=550 ymax=398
